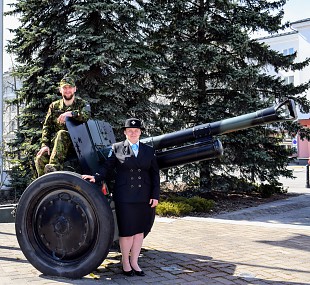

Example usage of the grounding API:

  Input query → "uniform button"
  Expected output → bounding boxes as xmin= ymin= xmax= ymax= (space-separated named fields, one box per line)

xmin=130 ymin=169 xmax=133 ymax=172
xmin=138 ymin=176 xmax=141 ymax=179
xmin=131 ymin=185 xmax=134 ymax=188
xmin=131 ymin=177 xmax=134 ymax=180
xmin=138 ymin=169 xmax=141 ymax=172
xmin=138 ymin=185 xmax=141 ymax=188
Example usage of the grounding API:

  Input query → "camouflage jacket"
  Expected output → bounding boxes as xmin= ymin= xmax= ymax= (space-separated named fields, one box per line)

xmin=41 ymin=97 xmax=90 ymax=148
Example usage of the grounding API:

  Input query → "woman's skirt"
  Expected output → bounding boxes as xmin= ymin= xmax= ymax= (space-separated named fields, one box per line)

xmin=115 ymin=202 xmax=155 ymax=237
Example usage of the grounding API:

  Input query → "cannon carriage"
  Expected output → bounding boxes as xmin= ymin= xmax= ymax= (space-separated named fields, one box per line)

xmin=14 ymin=99 xmax=297 ymax=278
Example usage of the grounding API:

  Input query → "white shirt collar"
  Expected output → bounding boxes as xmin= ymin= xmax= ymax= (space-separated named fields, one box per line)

xmin=128 ymin=141 xmax=139 ymax=147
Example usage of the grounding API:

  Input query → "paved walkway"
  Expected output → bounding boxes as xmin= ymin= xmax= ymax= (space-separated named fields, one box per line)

xmin=0 ymin=166 xmax=309 ymax=284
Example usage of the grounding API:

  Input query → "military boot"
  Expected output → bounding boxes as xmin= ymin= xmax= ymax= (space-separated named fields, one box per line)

xmin=44 ymin=164 xmax=57 ymax=174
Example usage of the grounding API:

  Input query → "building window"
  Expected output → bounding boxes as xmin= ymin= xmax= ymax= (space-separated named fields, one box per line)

xmin=283 ymin=48 xmax=294 ymax=56
xmin=284 ymin=75 xmax=294 ymax=85
xmin=11 ymin=104 xmax=17 ymax=113
xmin=9 ymin=121 xmax=16 ymax=133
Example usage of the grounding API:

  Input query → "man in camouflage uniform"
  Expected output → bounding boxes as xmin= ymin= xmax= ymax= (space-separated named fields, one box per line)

xmin=35 ymin=76 xmax=90 ymax=176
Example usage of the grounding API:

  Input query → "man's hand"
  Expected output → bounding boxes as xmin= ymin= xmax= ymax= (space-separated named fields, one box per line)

xmin=37 ymin=146 xmax=50 ymax=157
xmin=57 ymin=111 xmax=73 ymax=125
xmin=149 ymin=199 xmax=159 ymax=208
xmin=82 ymin=175 xmax=96 ymax=183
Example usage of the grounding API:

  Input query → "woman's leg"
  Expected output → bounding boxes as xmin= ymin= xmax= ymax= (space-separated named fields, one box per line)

xmin=119 ymin=236 xmax=134 ymax=271
xmin=129 ymin=233 xmax=144 ymax=271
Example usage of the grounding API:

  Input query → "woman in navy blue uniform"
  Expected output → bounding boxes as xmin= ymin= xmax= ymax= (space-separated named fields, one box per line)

xmin=82 ymin=118 xmax=160 ymax=277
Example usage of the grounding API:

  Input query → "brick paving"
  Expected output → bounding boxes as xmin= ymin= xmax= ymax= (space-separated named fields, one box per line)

xmin=0 ymin=166 xmax=309 ymax=284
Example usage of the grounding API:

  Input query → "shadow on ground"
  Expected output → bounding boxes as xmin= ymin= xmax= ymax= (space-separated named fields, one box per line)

xmin=25 ymin=247 xmax=310 ymax=285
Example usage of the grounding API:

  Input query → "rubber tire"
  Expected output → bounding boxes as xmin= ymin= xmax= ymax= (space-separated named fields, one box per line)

xmin=15 ymin=171 xmax=114 ymax=278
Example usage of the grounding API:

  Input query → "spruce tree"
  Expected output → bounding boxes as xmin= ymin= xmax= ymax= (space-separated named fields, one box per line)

xmin=141 ymin=0 xmax=310 ymax=191
xmin=5 ymin=0 xmax=310 ymax=194
xmin=5 ymin=0 xmax=159 ymax=189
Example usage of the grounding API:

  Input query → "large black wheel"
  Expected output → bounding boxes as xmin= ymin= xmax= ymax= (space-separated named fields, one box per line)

xmin=15 ymin=171 xmax=114 ymax=278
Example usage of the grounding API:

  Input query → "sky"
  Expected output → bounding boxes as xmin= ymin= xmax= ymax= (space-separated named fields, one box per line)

xmin=281 ymin=0 xmax=310 ymax=22
xmin=2 ymin=0 xmax=310 ymax=72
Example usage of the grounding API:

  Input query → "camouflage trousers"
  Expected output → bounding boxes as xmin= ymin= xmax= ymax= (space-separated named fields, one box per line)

xmin=35 ymin=130 xmax=73 ymax=177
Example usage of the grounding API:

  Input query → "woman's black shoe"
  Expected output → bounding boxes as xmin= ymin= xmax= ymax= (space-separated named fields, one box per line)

xmin=122 ymin=269 xmax=134 ymax=277
xmin=133 ymin=269 xmax=145 ymax=276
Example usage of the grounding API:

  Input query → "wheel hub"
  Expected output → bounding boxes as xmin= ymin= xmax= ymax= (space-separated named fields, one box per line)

xmin=35 ymin=190 xmax=96 ymax=261
xmin=54 ymin=216 xmax=70 ymax=235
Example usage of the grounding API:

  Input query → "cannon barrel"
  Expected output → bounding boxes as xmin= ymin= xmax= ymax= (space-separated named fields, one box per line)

xmin=156 ymin=139 xmax=223 ymax=169
xmin=141 ymin=99 xmax=296 ymax=150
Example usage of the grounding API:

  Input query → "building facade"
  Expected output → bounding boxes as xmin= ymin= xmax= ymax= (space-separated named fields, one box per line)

xmin=1 ymin=72 xmax=22 ymax=189
xmin=258 ymin=19 xmax=310 ymax=163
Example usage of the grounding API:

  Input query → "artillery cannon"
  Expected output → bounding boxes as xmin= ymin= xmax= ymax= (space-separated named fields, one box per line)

xmin=14 ymin=99 xmax=296 ymax=278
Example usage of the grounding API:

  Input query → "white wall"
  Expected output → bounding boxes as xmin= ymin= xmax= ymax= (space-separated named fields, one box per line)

xmin=258 ymin=20 xmax=310 ymax=120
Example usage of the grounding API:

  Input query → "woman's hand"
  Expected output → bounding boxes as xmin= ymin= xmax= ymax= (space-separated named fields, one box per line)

xmin=82 ymin=175 xmax=95 ymax=183
xmin=149 ymin=199 xmax=158 ymax=208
